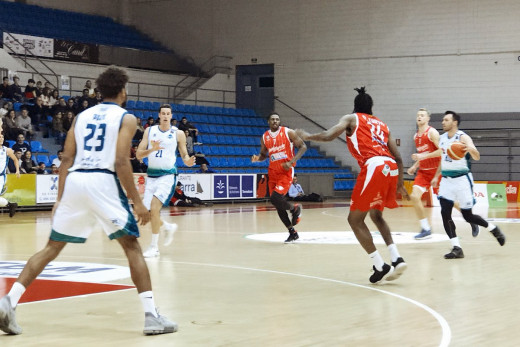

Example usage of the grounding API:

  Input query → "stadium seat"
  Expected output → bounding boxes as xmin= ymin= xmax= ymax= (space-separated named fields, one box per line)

xmin=30 ymin=141 xmax=48 ymax=153
xmin=126 ymin=100 xmax=136 ymax=109
xmin=7 ymin=140 xmax=15 ymax=148
xmin=36 ymin=154 xmax=51 ymax=167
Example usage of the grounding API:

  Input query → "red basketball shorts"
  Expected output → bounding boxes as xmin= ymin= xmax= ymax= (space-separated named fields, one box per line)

xmin=268 ymin=167 xmax=294 ymax=196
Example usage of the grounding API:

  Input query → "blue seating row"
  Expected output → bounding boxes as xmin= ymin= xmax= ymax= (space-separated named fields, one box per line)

xmin=126 ymin=101 xmax=256 ymax=116
xmin=5 ymin=140 xmax=49 ymax=153
xmin=334 ymin=180 xmax=355 ymax=190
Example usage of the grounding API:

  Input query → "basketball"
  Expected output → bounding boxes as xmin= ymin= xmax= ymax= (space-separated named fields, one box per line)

xmin=447 ymin=141 xmax=467 ymax=160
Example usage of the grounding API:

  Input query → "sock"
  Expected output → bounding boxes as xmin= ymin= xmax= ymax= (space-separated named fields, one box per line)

xmin=0 ymin=197 xmax=8 ymax=207
xmin=8 ymin=282 xmax=26 ymax=307
xmin=151 ymin=234 xmax=159 ymax=248
xmin=387 ymin=244 xmax=400 ymax=262
xmin=139 ymin=291 xmax=158 ymax=318
xmin=450 ymin=237 xmax=461 ymax=248
xmin=487 ymin=223 xmax=496 ymax=231
xmin=420 ymin=218 xmax=431 ymax=231
xmin=288 ymin=227 xmax=295 ymax=234
xmin=369 ymin=250 xmax=385 ymax=271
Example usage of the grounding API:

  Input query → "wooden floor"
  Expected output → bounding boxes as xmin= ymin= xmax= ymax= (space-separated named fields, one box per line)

xmin=0 ymin=198 xmax=518 ymax=346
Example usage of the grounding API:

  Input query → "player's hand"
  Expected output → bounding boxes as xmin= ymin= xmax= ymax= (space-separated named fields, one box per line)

xmin=282 ymin=161 xmax=292 ymax=170
xmin=406 ymin=167 xmax=416 ymax=175
xmin=411 ymin=153 xmax=422 ymax=161
xmin=150 ymin=140 xmax=164 ymax=152
xmin=184 ymin=155 xmax=196 ymax=167
xmin=251 ymin=154 xmax=260 ymax=162
xmin=133 ymin=201 xmax=150 ymax=225
xmin=397 ymin=183 xmax=409 ymax=200
xmin=431 ymin=176 xmax=439 ymax=188
xmin=15 ymin=171 xmax=20 ymax=178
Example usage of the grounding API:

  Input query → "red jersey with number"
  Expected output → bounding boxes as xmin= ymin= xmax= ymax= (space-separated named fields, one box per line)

xmin=263 ymin=126 xmax=295 ymax=173
xmin=346 ymin=113 xmax=394 ymax=167
xmin=414 ymin=126 xmax=440 ymax=170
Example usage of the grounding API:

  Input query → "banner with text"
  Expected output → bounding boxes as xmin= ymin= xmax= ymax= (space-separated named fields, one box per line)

xmin=3 ymin=33 xmax=53 ymax=57
xmin=36 ymin=174 xmax=59 ymax=204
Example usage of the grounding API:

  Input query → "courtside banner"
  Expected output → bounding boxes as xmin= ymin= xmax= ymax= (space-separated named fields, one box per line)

xmin=36 ymin=174 xmax=59 ymax=203
xmin=212 ymin=174 xmax=257 ymax=199
xmin=178 ymin=174 xmax=212 ymax=200
xmin=5 ymin=174 xmax=36 ymax=206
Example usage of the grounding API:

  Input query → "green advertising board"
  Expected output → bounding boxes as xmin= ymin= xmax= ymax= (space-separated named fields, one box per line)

xmin=487 ymin=184 xmax=507 ymax=208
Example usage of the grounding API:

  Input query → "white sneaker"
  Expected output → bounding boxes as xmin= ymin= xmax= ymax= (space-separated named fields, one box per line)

xmin=161 ymin=222 xmax=178 ymax=246
xmin=143 ymin=310 xmax=178 ymax=335
xmin=0 ymin=296 xmax=22 ymax=335
xmin=143 ymin=246 xmax=160 ymax=258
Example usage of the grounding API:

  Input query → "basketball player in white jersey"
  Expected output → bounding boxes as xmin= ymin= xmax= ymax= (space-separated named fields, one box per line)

xmin=137 ymin=104 xmax=195 ymax=258
xmin=431 ymin=111 xmax=505 ymax=259
xmin=0 ymin=67 xmax=177 ymax=335
xmin=0 ymin=133 xmax=20 ymax=217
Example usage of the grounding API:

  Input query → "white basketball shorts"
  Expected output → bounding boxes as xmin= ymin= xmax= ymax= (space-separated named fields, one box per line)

xmin=142 ymin=174 xmax=176 ymax=209
xmin=438 ymin=172 xmax=475 ymax=209
xmin=51 ymin=171 xmax=139 ymax=243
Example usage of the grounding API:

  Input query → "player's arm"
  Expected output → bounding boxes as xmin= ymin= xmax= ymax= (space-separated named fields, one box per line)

xmin=460 ymin=134 xmax=480 ymax=160
xmin=56 ymin=118 xmax=77 ymax=203
xmin=116 ymin=114 xmax=150 ymax=225
xmin=407 ymin=160 xmax=419 ymax=175
xmin=136 ymin=127 xmax=154 ymax=160
xmin=296 ymin=114 xmax=354 ymax=142
xmin=283 ymin=128 xmax=307 ymax=169
xmin=177 ymin=129 xmax=196 ymax=167
xmin=411 ymin=128 xmax=442 ymax=161
xmin=387 ymin=133 xmax=409 ymax=200
xmin=6 ymin=148 xmax=20 ymax=178
xmin=252 ymin=137 xmax=268 ymax=162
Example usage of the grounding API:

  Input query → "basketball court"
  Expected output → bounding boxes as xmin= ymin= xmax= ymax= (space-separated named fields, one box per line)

xmin=1 ymin=199 xmax=518 ymax=346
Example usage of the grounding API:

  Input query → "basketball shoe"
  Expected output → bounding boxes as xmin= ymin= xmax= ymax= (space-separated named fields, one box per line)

xmin=471 ymin=223 xmax=480 ymax=237
xmin=414 ymin=229 xmax=432 ymax=240
xmin=386 ymin=257 xmax=407 ymax=281
xmin=143 ymin=310 xmax=178 ymax=335
xmin=490 ymin=226 xmax=505 ymax=246
xmin=0 ymin=296 xmax=22 ymax=335
xmin=143 ymin=246 xmax=160 ymax=258
xmin=369 ymin=264 xmax=394 ymax=284
xmin=444 ymin=246 xmax=464 ymax=259
xmin=284 ymin=231 xmax=299 ymax=243
xmin=291 ymin=204 xmax=301 ymax=226
xmin=161 ymin=222 xmax=178 ymax=247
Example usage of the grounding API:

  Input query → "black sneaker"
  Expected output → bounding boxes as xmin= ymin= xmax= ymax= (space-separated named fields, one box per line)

xmin=490 ymin=226 xmax=505 ymax=246
xmin=470 ymin=223 xmax=480 ymax=237
xmin=386 ymin=257 xmax=407 ymax=281
xmin=284 ymin=231 xmax=299 ymax=243
xmin=444 ymin=246 xmax=464 ymax=259
xmin=7 ymin=203 xmax=17 ymax=218
xmin=369 ymin=263 xmax=394 ymax=284
xmin=291 ymin=204 xmax=301 ymax=226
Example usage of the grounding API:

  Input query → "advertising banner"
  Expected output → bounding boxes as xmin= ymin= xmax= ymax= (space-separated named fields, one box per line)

xmin=5 ymin=174 xmax=36 ymax=206
xmin=36 ymin=174 xmax=59 ymax=204
xmin=473 ymin=183 xmax=489 ymax=207
xmin=53 ymin=39 xmax=99 ymax=63
xmin=213 ymin=175 xmax=228 ymax=199
xmin=177 ymin=174 xmax=212 ymax=201
xmin=3 ymin=33 xmax=53 ymax=57
xmin=487 ymin=184 xmax=507 ymax=208
xmin=505 ymin=181 xmax=519 ymax=203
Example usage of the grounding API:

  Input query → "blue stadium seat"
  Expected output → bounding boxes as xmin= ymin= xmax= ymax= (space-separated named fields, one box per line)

xmin=7 ymin=140 xmax=15 ymax=148
xmin=152 ymin=102 xmax=160 ymax=110
xmin=126 ymin=100 xmax=136 ymax=109
xmin=135 ymin=100 xmax=144 ymax=110
xmin=36 ymin=154 xmax=51 ymax=167
xmin=30 ymin=141 xmax=48 ymax=153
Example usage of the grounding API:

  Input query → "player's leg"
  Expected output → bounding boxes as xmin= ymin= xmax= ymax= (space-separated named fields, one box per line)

xmin=454 ymin=201 xmax=480 ymax=237
xmin=0 ymin=239 xmax=67 ymax=335
xmin=143 ymin=196 xmax=163 ymax=258
xmin=410 ymin=185 xmax=432 ymax=239
xmin=269 ymin=173 xmax=300 ymax=242
xmin=0 ymin=176 xmax=17 ymax=217
xmin=117 ymin=235 xmax=177 ymax=335
xmin=439 ymin=197 xmax=464 ymax=259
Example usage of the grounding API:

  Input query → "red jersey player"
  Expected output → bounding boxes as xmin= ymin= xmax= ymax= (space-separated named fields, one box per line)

xmin=252 ymin=112 xmax=307 ymax=243
xmin=297 ymin=87 xmax=409 ymax=284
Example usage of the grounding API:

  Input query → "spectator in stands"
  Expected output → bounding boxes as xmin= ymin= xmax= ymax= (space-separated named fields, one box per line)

xmin=49 ymin=89 xmax=60 ymax=107
xmin=24 ymin=79 xmax=37 ymax=101
xmin=36 ymin=162 xmax=49 ymax=174
xmin=130 ymin=144 xmax=146 ymax=173
xmin=52 ymin=150 xmax=63 ymax=168
xmin=0 ymin=77 xmax=10 ymax=99
xmin=133 ymin=117 xmax=144 ymax=145
xmin=52 ymin=111 xmax=66 ymax=145
xmin=197 ymin=163 xmax=216 ymax=173
xmin=4 ymin=110 xmax=22 ymax=141
xmin=94 ymin=88 xmax=103 ymax=104
xmin=35 ymin=81 xmax=43 ymax=96
xmin=50 ymin=164 xmax=59 ymax=174
xmin=169 ymin=182 xmax=210 ymax=207
xmin=41 ymin=87 xmax=52 ymax=113
xmin=178 ymin=116 xmax=199 ymax=143
xmin=84 ymin=80 xmax=95 ymax=97
xmin=12 ymin=134 xmax=31 ymax=155
xmin=184 ymin=130 xmax=194 ymax=156
xmin=62 ymin=110 xmax=75 ymax=132
xmin=9 ymin=77 xmax=23 ymax=102
xmin=287 ymin=175 xmax=323 ymax=202
xmin=8 ymin=150 xmax=25 ymax=174
xmin=144 ymin=116 xmax=155 ymax=129
xmin=171 ymin=118 xmax=178 ymax=127
xmin=21 ymin=150 xmax=38 ymax=174
xmin=30 ymin=96 xmax=46 ymax=132
xmin=0 ymin=101 xmax=12 ymax=118
xmin=79 ymin=89 xmax=91 ymax=106
xmin=65 ymin=98 xmax=78 ymax=114
xmin=53 ymin=97 xmax=67 ymax=115
xmin=15 ymin=107 xmax=35 ymax=140
xmin=78 ymin=99 xmax=90 ymax=113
